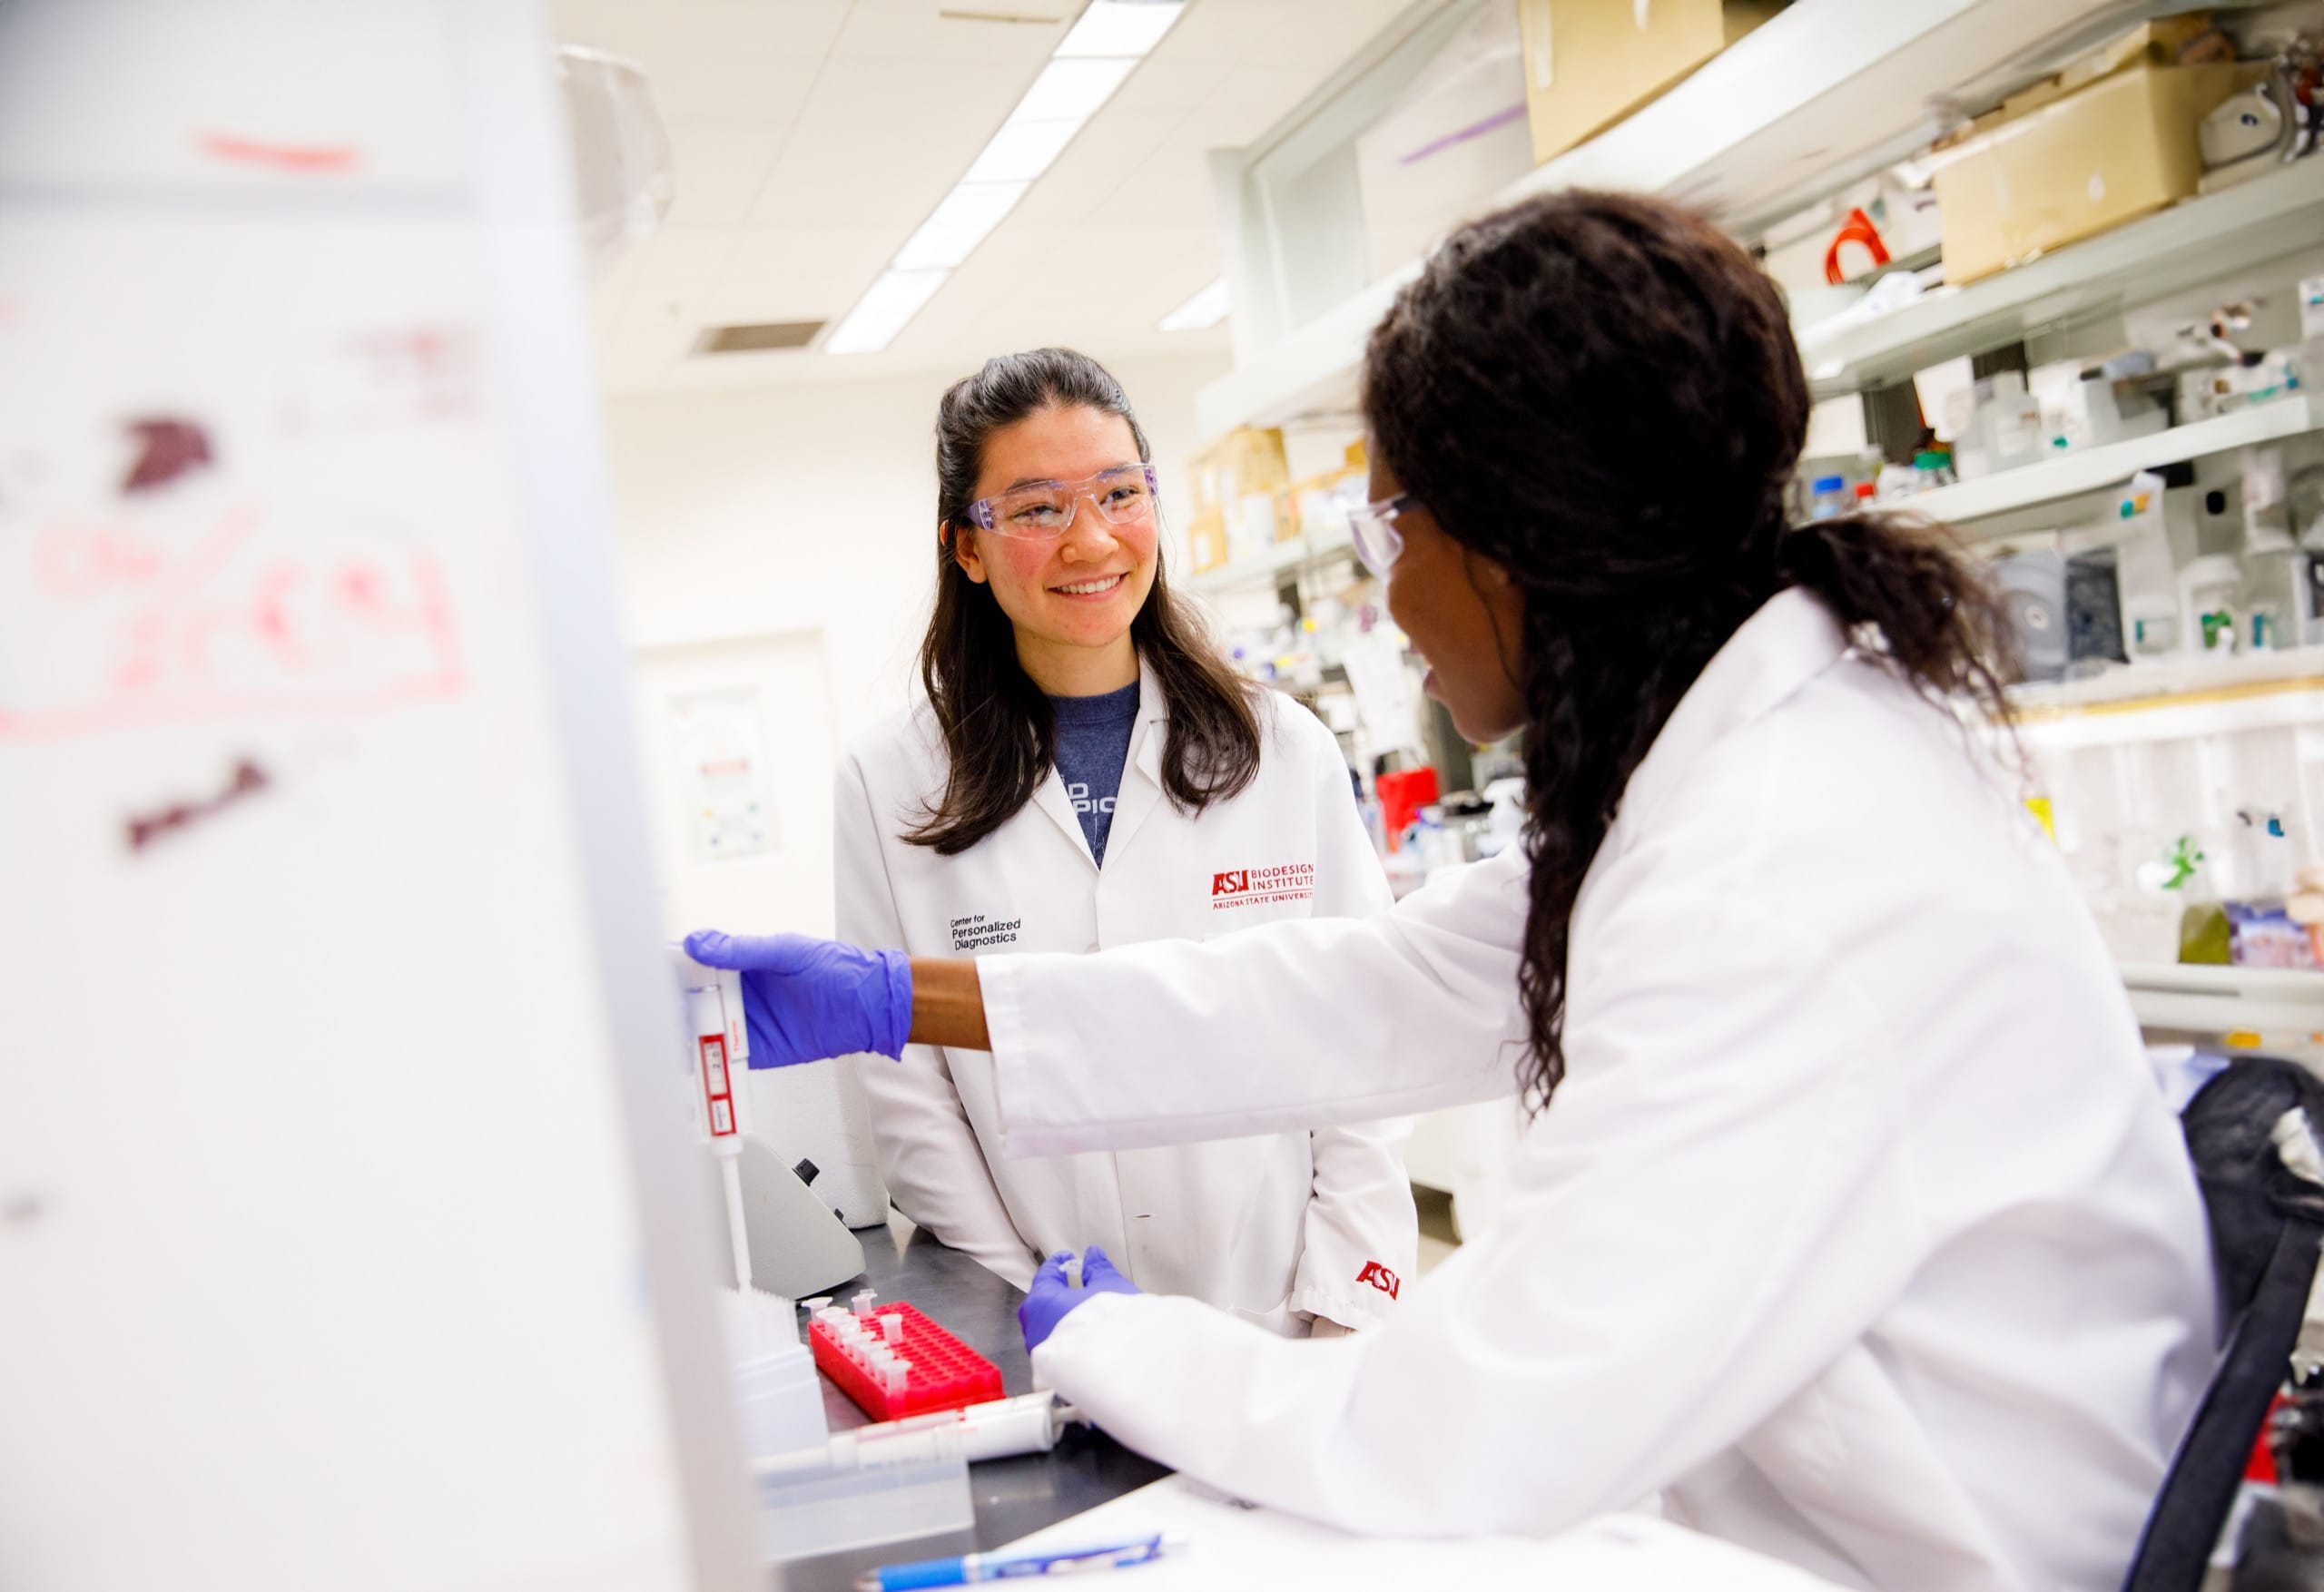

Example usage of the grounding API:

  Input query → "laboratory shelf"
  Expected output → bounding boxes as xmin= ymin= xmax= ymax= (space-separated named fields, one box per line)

xmin=1194 ymin=0 xmax=2194 ymax=438
xmin=2014 ymin=644 xmax=2324 ymax=714
xmin=2121 ymin=961 xmax=2324 ymax=1040
xmin=2012 ymin=651 xmax=2324 ymax=750
xmin=1184 ymin=519 xmax=1357 ymax=596
xmin=1916 ymin=396 xmax=2323 ymax=534
xmin=1800 ymin=160 xmax=2324 ymax=399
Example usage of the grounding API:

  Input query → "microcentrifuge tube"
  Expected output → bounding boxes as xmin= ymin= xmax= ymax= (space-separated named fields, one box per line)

xmin=881 ymin=1315 xmax=904 ymax=1345
xmin=852 ymin=1290 xmax=877 ymax=1317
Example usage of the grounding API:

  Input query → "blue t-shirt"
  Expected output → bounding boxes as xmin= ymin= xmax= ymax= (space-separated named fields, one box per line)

xmin=1049 ymin=679 xmax=1140 ymax=866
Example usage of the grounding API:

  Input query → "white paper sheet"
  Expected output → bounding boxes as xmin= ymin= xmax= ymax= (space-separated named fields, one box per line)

xmin=994 ymin=1476 xmax=1846 ymax=1590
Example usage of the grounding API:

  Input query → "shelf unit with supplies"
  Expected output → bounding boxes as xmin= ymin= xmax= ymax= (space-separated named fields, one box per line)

xmin=2120 ymin=962 xmax=2324 ymax=1044
xmin=1798 ymin=160 xmax=2324 ymax=400
xmin=1186 ymin=518 xmax=1356 ymax=597
xmin=1910 ymin=394 xmax=2321 ymax=538
xmin=2012 ymin=650 xmax=2324 ymax=1047
xmin=1196 ymin=0 xmax=2220 ymax=439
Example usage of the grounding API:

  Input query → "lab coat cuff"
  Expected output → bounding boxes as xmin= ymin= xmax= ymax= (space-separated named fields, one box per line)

xmin=1029 ymin=1288 xmax=1146 ymax=1381
xmin=980 ymin=955 xmax=1048 ymax=1155
xmin=1289 ymin=1282 xmax=1390 ymax=1332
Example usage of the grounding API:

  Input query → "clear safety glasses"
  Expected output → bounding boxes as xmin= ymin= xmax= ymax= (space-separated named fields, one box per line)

xmin=965 ymin=464 xmax=1161 ymax=540
xmin=1346 ymin=493 xmax=1414 ymax=577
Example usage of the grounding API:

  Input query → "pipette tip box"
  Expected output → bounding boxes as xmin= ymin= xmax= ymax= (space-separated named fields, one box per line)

xmin=808 ymin=1302 xmax=1001 ymax=1421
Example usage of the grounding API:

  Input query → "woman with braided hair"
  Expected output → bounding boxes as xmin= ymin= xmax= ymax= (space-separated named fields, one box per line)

xmin=689 ymin=191 xmax=2213 ymax=1588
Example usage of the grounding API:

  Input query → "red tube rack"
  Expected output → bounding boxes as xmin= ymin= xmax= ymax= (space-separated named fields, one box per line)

xmin=808 ymin=1302 xmax=1003 ymax=1422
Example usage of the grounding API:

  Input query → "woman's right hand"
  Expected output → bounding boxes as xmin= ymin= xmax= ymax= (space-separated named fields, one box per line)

xmin=682 ymin=930 xmax=913 ymax=1067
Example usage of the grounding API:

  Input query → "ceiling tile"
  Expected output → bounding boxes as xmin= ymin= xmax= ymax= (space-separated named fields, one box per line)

xmin=610 ymin=223 xmax=743 ymax=360
xmin=548 ymin=0 xmax=852 ymax=61
xmin=744 ymin=56 xmax=1012 ymax=228
xmin=576 ymin=0 xmax=1430 ymax=393
xmin=1167 ymin=0 xmax=1414 ymax=68
xmin=676 ymin=0 xmax=854 ymax=58
xmin=1010 ymin=107 xmax=1189 ymax=225
xmin=662 ymin=122 xmax=790 ymax=227
xmin=706 ymin=226 xmax=898 ymax=323
xmin=1117 ymin=126 xmax=1218 ymax=226
xmin=643 ymin=50 xmax=825 ymax=123
xmin=1187 ymin=60 xmax=1328 ymax=147
xmin=831 ymin=0 xmax=1069 ymax=62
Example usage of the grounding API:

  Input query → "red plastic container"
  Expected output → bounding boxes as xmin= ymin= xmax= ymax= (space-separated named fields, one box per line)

xmin=808 ymin=1302 xmax=1002 ymax=1422
xmin=1375 ymin=766 xmax=1440 ymax=852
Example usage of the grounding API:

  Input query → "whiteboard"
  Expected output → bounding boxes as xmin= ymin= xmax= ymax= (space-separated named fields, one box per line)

xmin=0 ymin=5 xmax=758 ymax=1589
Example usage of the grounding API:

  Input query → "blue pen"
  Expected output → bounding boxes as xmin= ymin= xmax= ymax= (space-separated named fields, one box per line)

xmin=853 ymin=1531 xmax=1185 ymax=1589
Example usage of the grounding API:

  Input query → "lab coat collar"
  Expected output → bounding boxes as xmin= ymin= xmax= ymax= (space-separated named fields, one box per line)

xmin=1100 ymin=656 xmax=1171 ymax=863
xmin=1027 ymin=655 xmax=1167 ymax=871
xmin=1613 ymin=587 xmax=1849 ymax=834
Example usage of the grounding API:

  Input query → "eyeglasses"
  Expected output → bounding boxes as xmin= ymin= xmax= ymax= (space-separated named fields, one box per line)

xmin=1346 ymin=493 xmax=1414 ymax=576
xmin=964 ymin=464 xmax=1161 ymax=540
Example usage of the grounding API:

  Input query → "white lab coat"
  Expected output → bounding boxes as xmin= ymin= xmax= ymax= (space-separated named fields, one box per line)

xmin=836 ymin=659 xmax=1415 ymax=1334
xmin=980 ymin=591 xmax=2217 ymax=1591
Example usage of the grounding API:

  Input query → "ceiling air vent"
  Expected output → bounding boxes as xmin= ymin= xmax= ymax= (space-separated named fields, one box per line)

xmin=694 ymin=320 xmax=825 ymax=355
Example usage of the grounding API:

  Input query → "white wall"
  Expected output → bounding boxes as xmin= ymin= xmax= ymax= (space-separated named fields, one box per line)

xmin=601 ymin=350 xmax=1231 ymax=934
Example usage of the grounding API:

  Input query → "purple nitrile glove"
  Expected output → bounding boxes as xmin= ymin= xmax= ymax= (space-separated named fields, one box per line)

xmin=682 ymin=930 xmax=912 ymax=1068
xmin=1019 ymin=1246 xmax=1142 ymax=1352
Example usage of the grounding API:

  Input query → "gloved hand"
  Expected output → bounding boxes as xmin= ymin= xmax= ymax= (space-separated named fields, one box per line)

xmin=683 ymin=930 xmax=912 ymax=1069
xmin=1019 ymin=1246 xmax=1142 ymax=1352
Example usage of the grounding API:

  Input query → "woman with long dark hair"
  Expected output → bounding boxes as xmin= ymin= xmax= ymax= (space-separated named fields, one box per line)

xmin=689 ymin=198 xmax=2213 ymax=1586
xmin=696 ymin=349 xmax=1415 ymax=1338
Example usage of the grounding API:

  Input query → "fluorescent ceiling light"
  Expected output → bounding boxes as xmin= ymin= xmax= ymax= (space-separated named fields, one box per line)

xmin=1157 ymin=276 xmax=1229 ymax=331
xmin=826 ymin=2 xmax=1175 ymax=355
xmin=894 ymin=181 xmax=1030 ymax=270
xmin=1056 ymin=0 xmax=1186 ymax=59
xmin=1009 ymin=56 xmax=1137 ymax=123
xmin=825 ymin=268 xmax=950 ymax=355
xmin=962 ymin=117 xmax=1084 ymax=184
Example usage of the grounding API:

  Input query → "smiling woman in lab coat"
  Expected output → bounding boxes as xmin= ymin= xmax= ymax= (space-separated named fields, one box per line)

xmin=698 ymin=348 xmax=1414 ymax=1338
xmin=688 ymin=194 xmax=2215 ymax=1589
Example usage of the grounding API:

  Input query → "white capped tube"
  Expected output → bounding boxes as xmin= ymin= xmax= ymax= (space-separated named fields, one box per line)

xmin=881 ymin=1315 xmax=904 ymax=1346
xmin=750 ymin=1395 xmax=1076 ymax=1481
xmin=852 ymin=1290 xmax=877 ymax=1317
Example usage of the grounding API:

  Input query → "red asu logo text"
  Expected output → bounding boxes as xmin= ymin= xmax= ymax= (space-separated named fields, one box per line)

xmin=1356 ymin=1261 xmax=1401 ymax=1300
xmin=1208 ymin=861 xmax=1316 ymax=911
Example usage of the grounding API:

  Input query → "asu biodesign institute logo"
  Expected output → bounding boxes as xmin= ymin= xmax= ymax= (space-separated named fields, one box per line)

xmin=1209 ymin=861 xmax=1316 ymax=911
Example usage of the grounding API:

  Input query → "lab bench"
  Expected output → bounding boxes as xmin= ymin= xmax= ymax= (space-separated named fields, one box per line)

xmin=773 ymin=1220 xmax=1170 ymax=1591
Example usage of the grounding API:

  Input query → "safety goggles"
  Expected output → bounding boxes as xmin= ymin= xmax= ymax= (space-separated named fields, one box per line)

xmin=1346 ymin=493 xmax=1415 ymax=577
xmin=964 ymin=464 xmax=1160 ymax=540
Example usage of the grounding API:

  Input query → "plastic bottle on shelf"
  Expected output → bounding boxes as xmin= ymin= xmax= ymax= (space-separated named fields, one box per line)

xmin=2179 ymin=555 xmax=2245 ymax=656
xmin=2112 ymin=471 xmax=2180 ymax=660
xmin=1913 ymin=449 xmax=1957 ymax=492
xmin=1808 ymin=476 xmax=1850 ymax=520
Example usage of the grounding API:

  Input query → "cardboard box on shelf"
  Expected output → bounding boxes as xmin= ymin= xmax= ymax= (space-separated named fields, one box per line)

xmin=1188 ymin=427 xmax=1290 ymax=517
xmin=1515 ymin=0 xmax=1788 ymax=168
xmin=1188 ymin=427 xmax=1294 ymax=565
xmin=1278 ymin=465 xmax=1366 ymax=547
xmin=1185 ymin=506 xmax=1231 ymax=575
xmin=1933 ymin=58 xmax=2251 ymax=286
